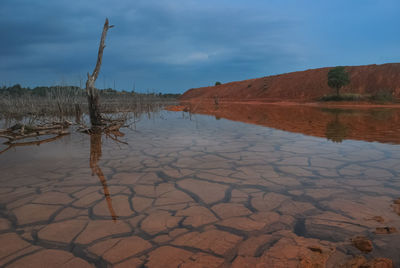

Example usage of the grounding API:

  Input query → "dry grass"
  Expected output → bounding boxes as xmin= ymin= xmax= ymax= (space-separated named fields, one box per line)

xmin=0 ymin=88 xmax=178 ymax=127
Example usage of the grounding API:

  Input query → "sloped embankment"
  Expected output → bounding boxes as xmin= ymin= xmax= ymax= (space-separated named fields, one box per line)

xmin=180 ymin=63 xmax=400 ymax=102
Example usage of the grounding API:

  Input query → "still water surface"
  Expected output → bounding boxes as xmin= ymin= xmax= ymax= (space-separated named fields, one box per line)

xmin=0 ymin=105 xmax=399 ymax=267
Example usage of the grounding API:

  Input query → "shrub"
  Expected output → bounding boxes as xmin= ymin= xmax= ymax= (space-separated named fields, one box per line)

xmin=320 ymin=93 xmax=363 ymax=102
xmin=215 ymin=81 xmax=222 ymax=86
xmin=320 ymin=91 xmax=396 ymax=103
xmin=369 ymin=91 xmax=394 ymax=103
xmin=327 ymin=66 xmax=350 ymax=96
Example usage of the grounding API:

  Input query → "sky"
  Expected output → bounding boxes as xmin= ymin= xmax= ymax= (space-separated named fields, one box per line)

xmin=1 ymin=0 xmax=400 ymax=93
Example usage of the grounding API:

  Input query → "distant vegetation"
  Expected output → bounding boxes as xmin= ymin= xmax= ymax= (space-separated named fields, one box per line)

xmin=0 ymin=84 xmax=181 ymax=98
xmin=215 ymin=81 xmax=222 ymax=86
xmin=0 ymin=84 xmax=180 ymax=120
xmin=320 ymin=91 xmax=395 ymax=103
xmin=368 ymin=91 xmax=395 ymax=103
xmin=327 ymin=66 xmax=350 ymax=96
xmin=320 ymin=93 xmax=363 ymax=102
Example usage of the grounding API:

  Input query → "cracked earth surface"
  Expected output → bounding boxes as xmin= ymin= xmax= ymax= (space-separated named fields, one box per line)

xmin=0 ymin=110 xmax=399 ymax=267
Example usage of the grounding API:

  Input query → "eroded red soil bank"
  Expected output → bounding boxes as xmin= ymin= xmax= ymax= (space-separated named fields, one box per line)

xmin=180 ymin=63 xmax=400 ymax=102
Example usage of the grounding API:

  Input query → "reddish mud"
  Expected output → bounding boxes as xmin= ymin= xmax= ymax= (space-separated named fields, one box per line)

xmin=180 ymin=63 xmax=400 ymax=102
xmin=351 ymin=236 xmax=373 ymax=253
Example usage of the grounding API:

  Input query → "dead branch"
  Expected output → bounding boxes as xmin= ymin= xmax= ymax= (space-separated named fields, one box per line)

xmin=3 ymin=130 xmax=69 ymax=143
xmin=0 ymin=134 xmax=68 ymax=154
xmin=0 ymin=121 xmax=71 ymax=143
xmin=105 ymin=131 xmax=128 ymax=145
xmin=86 ymin=18 xmax=114 ymax=128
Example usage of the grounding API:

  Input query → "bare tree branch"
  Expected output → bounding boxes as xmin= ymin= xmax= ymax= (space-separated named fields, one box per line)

xmin=86 ymin=18 xmax=114 ymax=128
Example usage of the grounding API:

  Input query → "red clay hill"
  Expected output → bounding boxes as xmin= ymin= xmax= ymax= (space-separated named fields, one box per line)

xmin=180 ymin=63 xmax=400 ymax=102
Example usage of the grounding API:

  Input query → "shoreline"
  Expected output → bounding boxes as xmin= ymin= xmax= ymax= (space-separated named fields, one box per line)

xmin=172 ymin=99 xmax=400 ymax=110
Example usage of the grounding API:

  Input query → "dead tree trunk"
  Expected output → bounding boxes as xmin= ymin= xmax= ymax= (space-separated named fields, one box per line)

xmin=86 ymin=18 xmax=114 ymax=128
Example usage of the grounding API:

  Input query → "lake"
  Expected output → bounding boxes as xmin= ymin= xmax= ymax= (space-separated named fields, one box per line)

xmin=0 ymin=104 xmax=399 ymax=267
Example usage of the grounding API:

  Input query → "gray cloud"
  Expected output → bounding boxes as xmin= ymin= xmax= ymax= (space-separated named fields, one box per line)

xmin=1 ymin=0 xmax=399 ymax=92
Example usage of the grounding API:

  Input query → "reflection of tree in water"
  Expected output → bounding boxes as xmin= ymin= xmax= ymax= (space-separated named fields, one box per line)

xmin=90 ymin=133 xmax=118 ymax=222
xmin=368 ymin=109 xmax=394 ymax=121
xmin=321 ymin=107 xmax=394 ymax=121
xmin=325 ymin=115 xmax=348 ymax=143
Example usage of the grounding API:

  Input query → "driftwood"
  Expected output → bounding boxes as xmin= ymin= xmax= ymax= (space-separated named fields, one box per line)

xmin=86 ymin=18 xmax=114 ymax=129
xmin=78 ymin=119 xmax=125 ymax=135
xmin=0 ymin=121 xmax=71 ymax=154
xmin=0 ymin=133 xmax=68 ymax=154
xmin=1 ymin=129 xmax=69 ymax=142
xmin=0 ymin=121 xmax=71 ymax=144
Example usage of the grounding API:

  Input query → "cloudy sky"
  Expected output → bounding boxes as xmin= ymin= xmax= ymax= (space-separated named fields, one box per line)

xmin=1 ymin=0 xmax=399 ymax=93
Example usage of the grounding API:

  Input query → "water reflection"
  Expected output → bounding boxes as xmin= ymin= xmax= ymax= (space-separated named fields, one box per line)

xmin=325 ymin=114 xmax=348 ymax=143
xmin=183 ymin=102 xmax=400 ymax=144
xmin=90 ymin=132 xmax=118 ymax=221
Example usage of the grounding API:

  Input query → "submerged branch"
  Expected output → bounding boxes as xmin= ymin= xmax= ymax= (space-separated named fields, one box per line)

xmin=0 ymin=133 xmax=68 ymax=154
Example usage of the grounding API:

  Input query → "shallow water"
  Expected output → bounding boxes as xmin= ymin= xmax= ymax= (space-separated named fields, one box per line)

xmin=0 ymin=106 xmax=400 ymax=267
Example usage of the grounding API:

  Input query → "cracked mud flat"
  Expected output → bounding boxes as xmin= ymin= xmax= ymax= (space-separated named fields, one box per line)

xmin=0 ymin=107 xmax=400 ymax=267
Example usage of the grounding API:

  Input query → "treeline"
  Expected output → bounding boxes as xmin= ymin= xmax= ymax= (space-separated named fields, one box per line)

xmin=0 ymin=84 xmax=181 ymax=98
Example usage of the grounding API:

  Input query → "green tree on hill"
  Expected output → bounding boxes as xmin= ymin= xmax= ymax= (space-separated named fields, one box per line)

xmin=327 ymin=66 xmax=350 ymax=96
